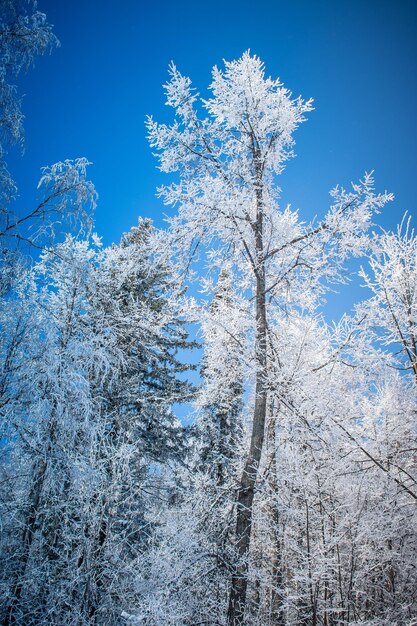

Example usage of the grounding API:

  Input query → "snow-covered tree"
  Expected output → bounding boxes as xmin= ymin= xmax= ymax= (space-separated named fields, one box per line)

xmin=0 ymin=1 xmax=95 ymax=296
xmin=1 ymin=34 xmax=415 ymax=626
xmin=1 ymin=235 xmax=108 ymax=625
xmin=0 ymin=220 xmax=194 ymax=625
xmin=0 ymin=0 xmax=58 ymax=210
xmin=358 ymin=217 xmax=417 ymax=383
xmin=147 ymin=51 xmax=392 ymax=624
xmin=129 ymin=266 xmax=246 ymax=625
xmin=195 ymin=267 xmax=245 ymax=484
xmin=246 ymin=309 xmax=417 ymax=626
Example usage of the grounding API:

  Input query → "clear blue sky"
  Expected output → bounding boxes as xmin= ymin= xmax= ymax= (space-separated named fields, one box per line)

xmin=8 ymin=0 xmax=417 ymax=315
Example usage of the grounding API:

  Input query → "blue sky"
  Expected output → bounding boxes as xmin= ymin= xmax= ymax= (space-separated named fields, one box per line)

xmin=8 ymin=0 xmax=417 ymax=316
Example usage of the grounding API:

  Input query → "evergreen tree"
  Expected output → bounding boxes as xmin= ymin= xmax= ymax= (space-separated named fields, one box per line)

xmin=0 ymin=220 xmax=194 ymax=624
xmin=196 ymin=267 xmax=244 ymax=484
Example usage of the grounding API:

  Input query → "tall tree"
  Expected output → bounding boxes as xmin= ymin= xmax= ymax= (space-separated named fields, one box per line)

xmin=195 ymin=266 xmax=245 ymax=485
xmin=147 ymin=51 xmax=391 ymax=624
xmin=129 ymin=266 xmax=247 ymax=626
xmin=0 ymin=220 xmax=194 ymax=624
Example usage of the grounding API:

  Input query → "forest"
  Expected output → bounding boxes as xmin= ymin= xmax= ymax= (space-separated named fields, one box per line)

xmin=0 ymin=1 xmax=416 ymax=625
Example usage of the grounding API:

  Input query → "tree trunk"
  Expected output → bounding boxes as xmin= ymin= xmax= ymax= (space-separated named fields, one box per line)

xmin=227 ymin=188 xmax=268 ymax=625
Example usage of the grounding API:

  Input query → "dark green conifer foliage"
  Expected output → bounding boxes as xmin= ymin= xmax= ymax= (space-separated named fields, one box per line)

xmin=196 ymin=268 xmax=244 ymax=485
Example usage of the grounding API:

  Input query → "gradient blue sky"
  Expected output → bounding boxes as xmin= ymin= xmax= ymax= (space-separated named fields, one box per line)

xmin=8 ymin=0 xmax=417 ymax=316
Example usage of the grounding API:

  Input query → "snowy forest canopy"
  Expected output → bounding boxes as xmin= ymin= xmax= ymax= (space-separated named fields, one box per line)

xmin=0 ymin=2 xmax=416 ymax=625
